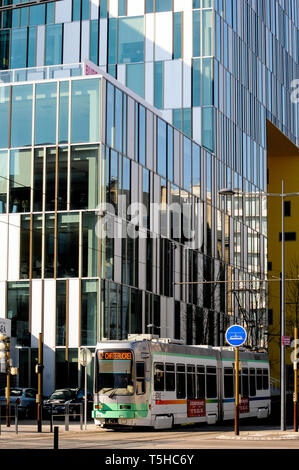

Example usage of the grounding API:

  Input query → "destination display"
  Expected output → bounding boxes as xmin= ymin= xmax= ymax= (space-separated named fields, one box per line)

xmin=99 ymin=351 xmax=132 ymax=361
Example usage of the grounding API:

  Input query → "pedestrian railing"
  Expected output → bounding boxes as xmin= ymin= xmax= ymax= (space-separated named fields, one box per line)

xmin=0 ymin=403 xmax=19 ymax=434
xmin=49 ymin=403 xmax=84 ymax=432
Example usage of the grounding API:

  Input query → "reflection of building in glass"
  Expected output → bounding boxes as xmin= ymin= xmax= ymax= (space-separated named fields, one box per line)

xmin=0 ymin=0 xmax=297 ymax=391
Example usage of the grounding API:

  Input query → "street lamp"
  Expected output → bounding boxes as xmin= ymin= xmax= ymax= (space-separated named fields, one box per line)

xmin=219 ymin=182 xmax=299 ymax=431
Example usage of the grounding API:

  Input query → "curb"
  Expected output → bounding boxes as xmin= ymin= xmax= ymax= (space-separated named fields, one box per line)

xmin=216 ymin=434 xmax=299 ymax=441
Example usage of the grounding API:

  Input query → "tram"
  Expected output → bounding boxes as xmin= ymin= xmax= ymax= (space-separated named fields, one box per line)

xmin=92 ymin=334 xmax=271 ymax=429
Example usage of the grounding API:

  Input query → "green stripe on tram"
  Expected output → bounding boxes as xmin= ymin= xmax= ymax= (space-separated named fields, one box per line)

xmin=153 ymin=351 xmax=269 ymax=363
xmin=93 ymin=402 xmax=148 ymax=419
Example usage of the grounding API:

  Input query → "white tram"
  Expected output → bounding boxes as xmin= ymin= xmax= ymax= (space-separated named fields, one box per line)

xmin=92 ymin=335 xmax=271 ymax=429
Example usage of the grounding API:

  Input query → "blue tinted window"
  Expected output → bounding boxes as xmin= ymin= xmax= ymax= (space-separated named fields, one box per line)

xmin=29 ymin=4 xmax=45 ymax=26
xmin=71 ymin=79 xmax=100 ymax=143
xmin=82 ymin=0 xmax=90 ymax=19
xmin=202 ymin=58 xmax=212 ymax=105
xmin=0 ymin=87 xmax=9 ymax=149
xmin=118 ymin=0 xmax=126 ymax=16
xmin=157 ymin=118 xmax=167 ymax=178
xmin=28 ymin=27 xmax=36 ymax=67
xmin=173 ymin=12 xmax=182 ymax=59
xmin=193 ymin=10 xmax=200 ymax=57
xmin=118 ymin=17 xmax=144 ymax=64
xmin=10 ymin=28 xmax=27 ymax=69
xmin=20 ymin=7 xmax=28 ymax=27
xmin=139 ymin=105 xmax=146 ymax=165
xmin=202 ymin=107 xmax=213 ymax=152
xmin=192 ymin=59 xmax=201 ymax=106
xmin=108 ymin=18 xmax=117 ymax=65
xmin=46 ymin=2 xmax=55 ymax=23
xmin=184 ymin=137 xmax=192 ymax=191
xmin=173 ymin=109 xmax=182 ymax=132
xmin=145 ymin=0 xmax=154 ymax=13
xmin=45 ymin=24 xmax=62 ymax=65
xmin=193 ymin=0 xmax=200 ymax=8
xmin=100 ymin=0 xmax=107 ymax=18
xmin=126 ymin=63 xmax=144 ymax=98
xmin=156 ymin=0 xmax=172 ymax=12
xmin=183 ymin=109 xmax=192 ymax=138
xmin=154 ymin=61 xmax=163 ymax=109
xmin=202 ymin=10 xmax=212 ymax=56
xmin=115 ymin=88 xmax=123 ymax=153
xmin=59 ymin=81 xmax=69 ymax=144
xmin=90 ymin=20 xmax=99 ymax=64
xmin=35 ymin=82 xmax=57 ymax=145
xmin=11 ymin=85 xmax=33 ymax=148
xmin=192 ymin=143 xmax=201 ymax=191
xmin=167 ymin=126 xmax=173 ymax=182
xmin=72 ymin=0 xmax=81 ymax=20
xmin=106 ymin=82 xmax=114 ymax=148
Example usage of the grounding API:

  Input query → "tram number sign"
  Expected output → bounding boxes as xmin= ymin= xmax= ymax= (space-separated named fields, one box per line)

xmin=239 ymin=397 xmax=250 ymax=414
xmin=187 ymin=399 xmax=206 ymax=417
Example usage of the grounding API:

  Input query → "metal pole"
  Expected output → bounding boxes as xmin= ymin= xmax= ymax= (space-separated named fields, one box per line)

xmin=84 ymin=364 xmax=87 ymax=430
xmin=6 ymin=339 xmax=10 ymax=427
xmin=54 ymin=426 xmax=59 ymax=450
xmin=37 ymin=332 xmax=43 ymax=432
xmin=235 ymin=346 xmax=240 ymax=436
xmin=294 ymin=325 xmax=298 ymax=432
xmin=281 ymin=180 xmax=286 ymax=431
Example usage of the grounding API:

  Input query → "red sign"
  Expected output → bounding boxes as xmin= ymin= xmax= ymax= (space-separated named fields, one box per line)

xmin=282 ymin=336 xmax=291 ymax=346
xmin=239 ymin=397 xmax=250 ymax=414
xmin=187 ymin=399 xmax=206 ymax=417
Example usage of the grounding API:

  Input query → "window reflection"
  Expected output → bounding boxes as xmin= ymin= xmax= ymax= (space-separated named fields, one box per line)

xmin=11 ymin=85 xmax=33 ymax=148
xmin=71 ymin=79 xmax=100 ymax=143
xmin=70 ymin=145 xmax=99 ymax=210
xmin=9 ymin=149 xmax=31 ymax=213
xmin=81 ymin=280 xmax=98 ymax=346
xmin=35 ymin=82 xmax=57 ymax=145
xmin=57 ymin=213 xmax=79 ymax=278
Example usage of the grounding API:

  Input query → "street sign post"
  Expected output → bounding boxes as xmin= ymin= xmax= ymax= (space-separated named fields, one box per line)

xmin=225 ymin=325 xmax=247 ymax=436
xmin=79 ymin=348 xmax=92 ymax=429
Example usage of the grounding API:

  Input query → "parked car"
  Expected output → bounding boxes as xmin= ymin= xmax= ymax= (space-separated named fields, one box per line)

xmin=0 ymin=387 xmax=38 ymax=419
xmin=43 ymin=388 xmax=93 ymax=420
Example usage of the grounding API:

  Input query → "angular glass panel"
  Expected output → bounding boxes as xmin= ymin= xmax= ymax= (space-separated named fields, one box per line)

xmin=184 ymin=137 xmax=192 ymax=192
xmin=45 ymin=148 xmax=56 ymax=211
xmin=45 ymin=24 xmax=62 ymax=66
xmin=138 ymin=105 xmax=146 ymax=165
xmin=70 ymin=145 xmax=99 ymax=210
xmin=202 ymin=107 xmax=213 ymax=152
xmin=183 ymin=108 xmax=192 ymax=137
xmin=0 ymin=151 xmax=7 ymax=213
xmin=33 ymin=148 xmax=44 ymax=212
xmin=100 ymin=0 xmax=107 ymax=18
xmin=20 ymin=215 xmax=30 ymax=279
xmin=157 ymin=118 xmax=167 ymax=178
xmin=81 ymin=280 xmax=98 ymax=346
xmin=0 ymin=30 xmax=10 ymax=70
xmin=58 ymin=81 xmax=69 ymax=144
xmin=115 ymin=88 xmax=123 ymax=153
xmin=167 ymin=125 xmax=173 ymax=182
xmin=126 ymin=63 xmax=144 ymax=98
xmin=82 ymin=0 xmax=89 ymax=19
xmin=192 ymin=59 xmax=201 ymax=107
xmin=202 ymin=58 xmax=212 ymax=106
xmin=118 ymin=0 xmax=126 ymax=16
xmin=58 ymin=147 xmax=68 ymax=211
xmin=173 ymin=12 xmax=182 ymax=59
xmin=20 ymin=7 xmax=28 ymax=27
xmin=35 ymin=82 xmax=57 ymax=145
xmin=192 ymin=143 xmax=201 ymax=195
xmin=118 ymin=17 xmax=144 ymax=64
xmin=72 ymin=0 xmax=81 ymax=20
xmin=82 ymin=212 xmax=99 ymax=278
xmin=155 ymin=0 xmax=172 ymax=12
xmin=71 ymin=78 xmax=100 ymax=143
xmin=145 ymin=0 xmax=153 ymax=13
xmin=56 ymin=280 xmax=66 ymax=345
xmin=154 ymin=61 xmax=163 ymax=109
xmin=45 ymin=213 xmax=54 ymax=278
xmin=90 ymin=20 xmax=99 ymax=65
xmin=0 ymin=86 xmax=9 ymax=149
xmin=11 ymin=85 xmax=33 ymax=148
xmin=28 ymin=27 xmax=37 ymax=68
xmin=106 ymin=82 xmax=114 ymax=148
xmin=29 ymin=4 xmax=45 ymax=26
xmin=7 ymin=281 xmax=30 ymax=347
xmin=10 ymin=28 xmax=27 ymax=69
xmin=193 ymin=10 xmax=201 ymax=57
xmin=57 ymin=212 xmax=79 ymax=278
xmin=46 ymin=2 xmax=55 ymax=23
xmin=32 ymin=214 xmax=42 ymax=279
xmin=202 ymin=10 xmax=212 ymax=56
xmin=108 ymin=17 xmax=117 ymax=65
xmin=9 ymin=149 xmax=31 ymax=213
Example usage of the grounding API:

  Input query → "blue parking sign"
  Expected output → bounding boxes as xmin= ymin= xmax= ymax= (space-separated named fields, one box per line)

xmin=225 ymin=325 xmax=247 ymax=347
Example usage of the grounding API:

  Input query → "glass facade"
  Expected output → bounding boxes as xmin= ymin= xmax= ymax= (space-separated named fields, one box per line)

xmin=0 ymin=0 xmax=297 ymax=391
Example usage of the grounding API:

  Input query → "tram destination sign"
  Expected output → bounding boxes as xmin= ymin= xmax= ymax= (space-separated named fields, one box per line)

xmin=225 ymin=325 xmax=247 ymax=347
xmin=99 ymin=351 xmax=132 ymax=360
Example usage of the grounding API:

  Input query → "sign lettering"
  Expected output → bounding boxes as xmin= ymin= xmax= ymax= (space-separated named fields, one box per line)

xmin=187 ymin=399 xmax=206 ymax=417
xmin=99 ymin=351 xmax=132 ymax=361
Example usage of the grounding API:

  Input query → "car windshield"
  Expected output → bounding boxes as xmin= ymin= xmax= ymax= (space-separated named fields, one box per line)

xmin=97 ymin=350 xmax=134 ymax=396
xmin=50 ymin=390 xmax=73 ymax=400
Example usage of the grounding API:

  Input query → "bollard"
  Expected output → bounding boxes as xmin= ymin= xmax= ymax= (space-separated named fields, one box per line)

xmin=54 ymin=426 xmax=59 ymax=450
xmin=65 ymin=403 xmax=69 ymax=431
xmin=50 ymin=404 xmax=53 ymax=433
xmin=15 ymin=404 xmax=18 ymax=434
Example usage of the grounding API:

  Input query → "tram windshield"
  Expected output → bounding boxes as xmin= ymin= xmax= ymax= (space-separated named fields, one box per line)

xmin=96 ymin=350 xmax=134 ymax=396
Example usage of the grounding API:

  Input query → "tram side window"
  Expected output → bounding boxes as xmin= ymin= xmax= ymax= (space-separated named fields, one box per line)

xmin=176 ymin=364 xmax=186 ymax=399
xmin=249 ymin=368 xmax=256 ymax=396
xmin=206 ymin=366 xmax=217 ymax=398
xmin=224 ymin=367 xmax=234 ymax=398
xmin=262 ymin=369 xmax=269 ymax=390
xmin=242 ymin=368 xmax=249 ymax=398
xmin=256 ymin=368 xmax=263 ymax=390
xmin=136 ymin=362 xmax=145 ymax=395
xmin=165 ymin=363 xmax=175 ymax=391
xmin=187 ymin=365 xmax=196 ymax=399
xmin=196 ymin=365 xmax=205 ymax=399
xmin=154 ymin=363 xmax=164 ymax=391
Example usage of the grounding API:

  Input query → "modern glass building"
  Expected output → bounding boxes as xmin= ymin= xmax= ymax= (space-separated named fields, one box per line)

xmin=0 ymin=0 xmax=297 ymax=392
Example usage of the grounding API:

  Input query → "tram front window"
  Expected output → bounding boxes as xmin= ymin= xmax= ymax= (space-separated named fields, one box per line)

xmin=97 ymin=350 xmax=134 ymax=396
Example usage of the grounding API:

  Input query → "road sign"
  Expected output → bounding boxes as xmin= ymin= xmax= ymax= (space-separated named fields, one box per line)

xmin=79 ymin=347 xmax=92 ymax=367
xmin=225 ymin=325 xmax=247 ymax=347
xmin=282 ymin=336 xmax=291 ymax=346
